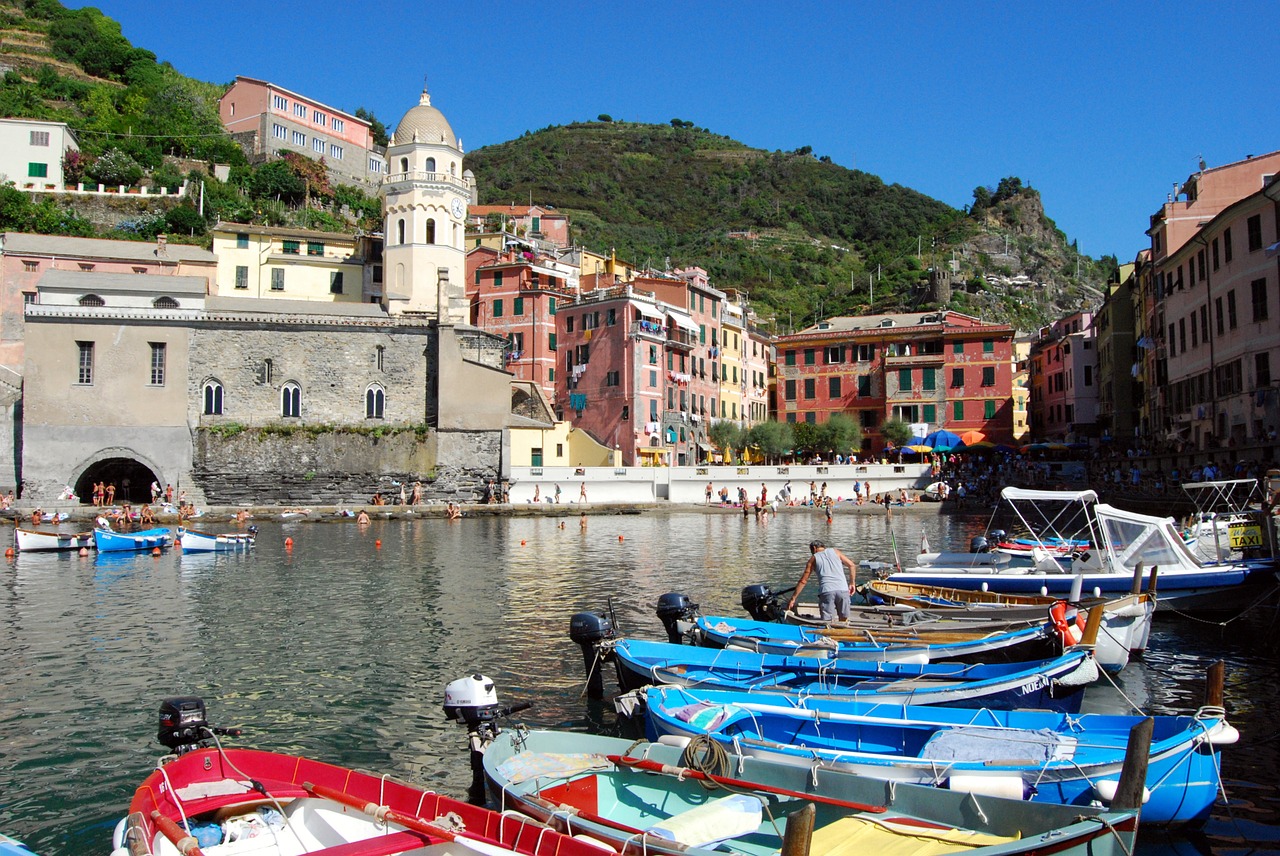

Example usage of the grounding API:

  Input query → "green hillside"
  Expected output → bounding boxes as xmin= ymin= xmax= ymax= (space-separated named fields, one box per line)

xmin=466 ymin=120 xmax=1114 ymax=332
xmin=0 ymin=0 xmax=382 ymax=238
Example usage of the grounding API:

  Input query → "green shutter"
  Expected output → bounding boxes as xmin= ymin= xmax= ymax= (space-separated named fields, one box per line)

xmin=514 ymin=297 xmax=524 ymax=315
xmin=985 ymin=400 xmax=996 ymax=418
xmin=953 ymin=400 xmax=964 ymax=420
xmin=983 ymin=339 xmax=994 ymax=353
xmin=493 ymin=299 xmax=503 ymax=317
xmin=953 ymin=341 xmax=964 ymax=354
xmin=899 ymin=368 xmax=911 ymax=391
xmin=923 ymin=404 xmax=936 ymax=422
xmin=922 ymin=367 xmax=935 ymax=390
xmin=549 ymin=298 xmax=556 ymax=315
xmin=548 ymin=333 xmax=556 ymax=351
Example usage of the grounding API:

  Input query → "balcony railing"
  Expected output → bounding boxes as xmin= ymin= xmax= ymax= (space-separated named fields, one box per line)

xmin=382 ymin=171 xmax=470 ymax=193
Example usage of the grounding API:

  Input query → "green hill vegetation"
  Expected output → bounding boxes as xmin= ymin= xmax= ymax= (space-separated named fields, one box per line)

xmin=465 ymin=119 xmax=1116 ymax=332
xmin=0 ymin=0 xmax=382 ymax=241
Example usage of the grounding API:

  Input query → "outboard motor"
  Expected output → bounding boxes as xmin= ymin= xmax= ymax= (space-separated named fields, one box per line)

xmin=741 ymin=584 xmax=780 ymax=621
xmin=655 ymin=592 xmax=699 ymax=643
xmin=988 ymin=530 xmax=1006 ymax=544
xmin=444 ymin=675 xmax=531 ymax=805
xmin=569 ymin=611 xmax=615 ymax=700
xmin=970 ymin=535 xmax=990 ymax=554
xmin=157 ymin=696 xmax=241 ymax=756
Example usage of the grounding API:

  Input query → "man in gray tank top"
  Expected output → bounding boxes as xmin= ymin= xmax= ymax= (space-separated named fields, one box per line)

xmin=787 ymin=539 xmax=856 ymax=622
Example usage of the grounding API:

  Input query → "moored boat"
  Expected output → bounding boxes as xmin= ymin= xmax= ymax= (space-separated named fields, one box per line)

xmin=93 ymin=526 xmax=173 ymax=552
xmin=607 ymin=636 xmax=1099 ymax=712
xmin=178 ymin=527 xmax=256 ymax=553
xmin=886 ymin=486 xmax=1277 ymax=611
xmin=111 ymin=697 xmax=621 ymax=856
xmin=13 ymin=526 xmax=94 ymax=552
xmin=482 ymin=727 xmax=1142 ymax=856
xmin=691 ymin=613 xmax=1060 ymax=665
xmin=643 ymin=683 xmax=1236 ymax=826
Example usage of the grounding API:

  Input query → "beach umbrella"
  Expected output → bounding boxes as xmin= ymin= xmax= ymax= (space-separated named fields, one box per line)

xmin=959 ymin=430 xmax=986 ymax=446
xmin=994 ymin=444 xmax=1020 ymax=455
xmin=902 ymin=445 xmax=933 ymax=454
xmin=924 ymin=429 xmax=962 ymax=449
xmin=1021 ymin=442 xmax=1049 ymax=454
xmin=953 ymin=440 xmax=995 ymax=453
xmin=907 ymin=435 xmax=929 ymax=447
xmin=1045 ymin=442 xmax=1070 ymax=452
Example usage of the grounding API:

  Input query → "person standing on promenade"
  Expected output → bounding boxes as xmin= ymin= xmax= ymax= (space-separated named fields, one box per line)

xmin=705 ymin=482 xmax=714 ymax=505
xmin=579 ymin=482 xmax=588 ymax=503
xmin=787 ymin=540 xmax=856 ymax=622
xmin=554 ymin=483 xmax=562 ymax=504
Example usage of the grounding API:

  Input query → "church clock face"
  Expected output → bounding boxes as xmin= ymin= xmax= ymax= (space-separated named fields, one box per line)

xmin=450 ymin=197 xmax=464 ymax=219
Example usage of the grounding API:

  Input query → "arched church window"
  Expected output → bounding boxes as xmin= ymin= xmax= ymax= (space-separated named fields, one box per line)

xmin=450 ymin=162 xmax=456 ymax=176
xmin=78 ymin=294 xmax=104 ymax=307
xmin=397 ymin=219 xmax=405 ymax=245
xmin=425 ymin=219 xmax=436 ymax=244
xmin=365 ymin=384 xmax=385 ymax=419
xmin=203 ymin=380 xmax=224 ymax=415
xmin=153 ymin=296 xmax=179 ymax=309
xmin=399 ymin=157 xmax=408 ymax=173
xmin=425 ymin=157 xmax=436 ymax=173
xmin=281 ymin=382 xmax=301 ymax=418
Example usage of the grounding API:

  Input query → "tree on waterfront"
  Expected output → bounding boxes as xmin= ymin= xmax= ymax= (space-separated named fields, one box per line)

xmin=880 ymin=417 xmax=912 ymax=448
xmin=817 ymin=413 xmax=861 ymax=456
xmin=747 ymin=420 xmax=793 ymax=464
xmin=709 ymin=420 xmax=744 ymax=463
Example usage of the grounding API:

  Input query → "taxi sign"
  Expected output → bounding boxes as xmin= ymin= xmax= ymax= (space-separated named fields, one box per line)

xmin=1228 ymin=523 xmax=1263 ymax=550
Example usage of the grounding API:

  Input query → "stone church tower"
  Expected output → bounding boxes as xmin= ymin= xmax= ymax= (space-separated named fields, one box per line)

xmin=379 ymin=86 xmax=473 ymax=320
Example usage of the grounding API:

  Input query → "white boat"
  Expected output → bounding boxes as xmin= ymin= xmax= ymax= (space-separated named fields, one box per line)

xmin=887 ymin=486 xmax=1278 ymax=611
xmin=1181 ymin=478 xmax=1269 ymax=564
xmin=14 ymin=526 xmax=94 ymax=552
xmin=178 ymin=527 xmax=256 ymax=553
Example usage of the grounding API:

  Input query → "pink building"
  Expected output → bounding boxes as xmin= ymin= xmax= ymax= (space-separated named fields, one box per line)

xmin=218 ymin=76 xmax=385 ymax=187
xmin=1146 ymin=165 xmax=1280 ymax=447
xmin=555 ymin=272 xmax=726 ymax=466
xmin=0 ymin=233 xmax=216 ymax=371
xmin=1029 ymin=311 xmax=1097 ymax=441
xmin=467 ymin=247 xmax=575 ymax=402
xmin=467 ymin=205 xmax=570 ymax=248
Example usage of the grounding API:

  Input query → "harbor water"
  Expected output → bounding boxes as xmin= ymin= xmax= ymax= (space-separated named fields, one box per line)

xmin=1 ymin=509 xmax=1277 ymax=854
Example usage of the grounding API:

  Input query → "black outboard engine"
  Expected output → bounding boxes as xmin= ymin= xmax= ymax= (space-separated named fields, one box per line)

xmin=569 ymin=611 xmax=615 ymax=700
xmin=742 ymin=584 xmax=791 ymax=621
xmin=157 ymin=696 xmax=242 ymax=756
xmin=988 ymin=530 xmax=1006 ymax=544
xmin=655 ymin=592 xmax=699 ymax=643
xmin=970 ymin=535 xmax=990 ymax=553
xmin=444 ymin=675 xmax=532 ymax=805
xmin=741 ymin=584 xmax=777 ymax=621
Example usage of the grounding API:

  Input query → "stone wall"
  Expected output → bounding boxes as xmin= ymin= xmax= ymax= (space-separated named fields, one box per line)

xmin=192 ymin=427 xmax=504 ymax=505
xmin=29 ymin=191 xmax=189 ymax=232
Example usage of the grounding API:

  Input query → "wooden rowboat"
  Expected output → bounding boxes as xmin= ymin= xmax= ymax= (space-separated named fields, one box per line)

xmin=177 ymin=528 xmax=255 ymax=553
xmin=13 ymin=526 xmax=94 ymax=552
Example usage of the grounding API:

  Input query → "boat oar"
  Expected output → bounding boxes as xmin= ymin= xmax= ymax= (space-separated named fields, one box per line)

xmin=302 ymin=782 xmax=512 ymax=856
xmin=608 ymin=755 xmax=886 ymax=814
xmin=149 ymin=811 xmax=205 ymax=856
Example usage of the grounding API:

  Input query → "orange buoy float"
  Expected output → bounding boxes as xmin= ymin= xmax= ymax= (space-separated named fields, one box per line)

xmin=284 ymin=537 xmax=294 ymax=550
xmin=151 ymin=547 xmax=161 ymax=556
xmin=520 ymin=539 xmax=527 ymax=546
xmin=618 ymin=535 xmax=624 ymax=542
xmin=78 ymin=547 xmax=88 ymax=557
xmin=375 ymin=539 xmax=382 ymax=549
xmin=4 ymin=547 xmax=13 ymax=557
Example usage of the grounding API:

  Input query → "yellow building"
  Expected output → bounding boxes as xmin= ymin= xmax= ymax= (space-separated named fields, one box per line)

xmin=211 ymin=222 xmax=368 ymax=303
xmin=1012 ymin=336 xmax=1032 ymax=442
xmin=509 ymin=420 xmax=619 ymax=467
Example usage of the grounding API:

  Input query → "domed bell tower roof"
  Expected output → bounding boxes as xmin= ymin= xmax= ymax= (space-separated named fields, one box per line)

xmin=391 ymin=86 xmax=457 ymax=149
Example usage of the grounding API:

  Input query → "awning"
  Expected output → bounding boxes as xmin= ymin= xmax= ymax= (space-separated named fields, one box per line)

xmin=697 ymin=442 xmax=713 ymax=451
xmin=667 ymin=311 xmax=698 ymax=332
xmin=631 ymin=301 xmax=663 ymax=320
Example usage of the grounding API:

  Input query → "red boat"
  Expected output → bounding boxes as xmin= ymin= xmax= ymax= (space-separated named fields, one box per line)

xmin=110 ymin=698 xmax=618 ymax=856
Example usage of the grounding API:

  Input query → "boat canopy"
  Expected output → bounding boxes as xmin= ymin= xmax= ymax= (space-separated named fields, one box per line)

xmin=1094 ymin=503 xmax=1203 ymax=573
xmin=1000 ymin=487 xmax=1099 ymax=504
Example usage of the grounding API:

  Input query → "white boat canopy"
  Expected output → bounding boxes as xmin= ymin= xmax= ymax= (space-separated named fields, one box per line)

xmin=1000 ymin=487 xmax=1099 ymax=504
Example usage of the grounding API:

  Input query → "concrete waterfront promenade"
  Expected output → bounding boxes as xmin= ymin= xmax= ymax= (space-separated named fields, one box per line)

xmin=6 ymin=463 xmax=937 ymax=524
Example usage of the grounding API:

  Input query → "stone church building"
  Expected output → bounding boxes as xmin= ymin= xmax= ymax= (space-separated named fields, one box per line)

xmin=9 ymin=86 xmax=545 ymax=505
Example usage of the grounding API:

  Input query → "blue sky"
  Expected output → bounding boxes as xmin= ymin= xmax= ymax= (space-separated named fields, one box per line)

xmin=72 ymin=1 xmax=1276 ymax=261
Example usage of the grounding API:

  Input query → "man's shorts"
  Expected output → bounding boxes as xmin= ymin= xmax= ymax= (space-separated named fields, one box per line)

xmin=818 ymin=590 xmax=850 ymax=622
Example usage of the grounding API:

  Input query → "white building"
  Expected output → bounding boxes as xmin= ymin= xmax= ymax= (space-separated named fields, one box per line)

xmin=0 ymin=119 xmax=79 ymax=191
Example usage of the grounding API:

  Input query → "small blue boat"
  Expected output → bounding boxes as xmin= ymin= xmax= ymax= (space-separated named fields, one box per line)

xmin=693 ymin=614 xmax=1059 ymax=665
xmin=610 ymin=637 xmax=1098 ymax=712
xmin=644 ymin=685 xmax=1237 ymax=826
xmin=93 ymin=527 xmax=173 ymax=552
